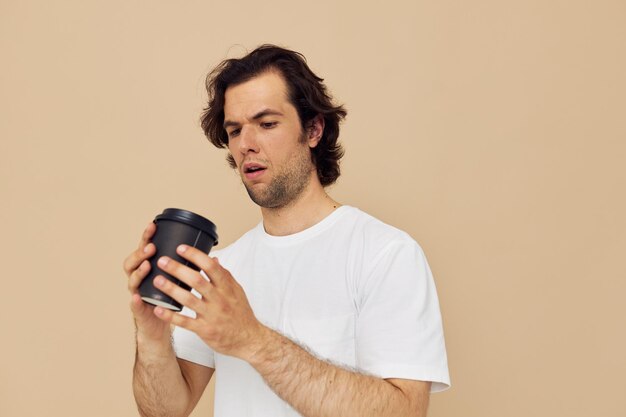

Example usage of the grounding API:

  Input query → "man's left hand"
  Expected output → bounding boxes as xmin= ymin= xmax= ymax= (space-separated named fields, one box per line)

xmin=152 ymin=244 xmax=267 ymax=361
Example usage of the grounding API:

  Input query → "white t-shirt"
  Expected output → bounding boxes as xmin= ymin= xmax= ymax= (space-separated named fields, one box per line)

xmin=173 ymin=206 xmax=450 ymax=416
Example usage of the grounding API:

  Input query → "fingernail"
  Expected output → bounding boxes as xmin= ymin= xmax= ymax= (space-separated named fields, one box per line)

xmin=158 ymin=257 xmax=169 ymax=267
xmin=177 ymin=245 xmax=187 ymax=253
xmin=143 ymin=244 xmax=150 ymax=253
xmin=154 ymin=276 xmax=165 ymax=286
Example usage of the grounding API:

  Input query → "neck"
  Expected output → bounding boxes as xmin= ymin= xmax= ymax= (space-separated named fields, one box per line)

xmin=260 ymin=177 xmax=340 ymax=236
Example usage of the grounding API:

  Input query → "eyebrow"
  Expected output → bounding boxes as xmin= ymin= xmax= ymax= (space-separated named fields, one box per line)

xmin=223 ymin=109 xmax=284 ymax=129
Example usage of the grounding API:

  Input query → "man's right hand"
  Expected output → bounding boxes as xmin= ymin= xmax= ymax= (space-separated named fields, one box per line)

xmin=125 ymin=222 xmax=213 ymax=417
xmin=123 ymin=222 xmax=170 ymax=343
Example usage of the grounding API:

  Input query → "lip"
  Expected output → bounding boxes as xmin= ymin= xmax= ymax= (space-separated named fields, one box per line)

xmin=242 ymin=162 xmax=267 ymax=180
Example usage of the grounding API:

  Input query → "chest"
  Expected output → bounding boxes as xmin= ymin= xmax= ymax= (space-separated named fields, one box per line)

xmin=224 ymin=240 xmax=359 ymax=364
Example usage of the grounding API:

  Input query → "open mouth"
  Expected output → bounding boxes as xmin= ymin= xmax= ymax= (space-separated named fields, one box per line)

xmin=243 ymin=163 xmax=267 ymax=178
xmin=244 ymin=166 xmax=265 ymax=173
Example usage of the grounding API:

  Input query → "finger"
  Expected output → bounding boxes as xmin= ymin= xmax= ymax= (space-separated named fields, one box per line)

xmin=128 ymin=259 xmax=151 ymax=293
xmin=123 ymin=222 xmax=156 ymax=274
xmin=157 ymin=256 xmax=212 ymax=295
xmin=130 ymin=292 xmax=150 ymax=316
xmin=176 ymin=245 xmax=230 ymax=286
xmin=153 ymin=275 xmax=203 ymax=312
xmin=137 ymin=222 xmax=157 ymax=250
xmin=153 ymin=306 xmax=196 ymax=330
xmin=123 ymin=243 xmax=156 ymax=275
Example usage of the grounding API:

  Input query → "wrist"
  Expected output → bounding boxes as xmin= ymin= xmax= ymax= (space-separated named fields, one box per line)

xmin=136 ymin=328 xmax=174 ymax=360
xmin=244 ymin=324 xmax=281 ymax=368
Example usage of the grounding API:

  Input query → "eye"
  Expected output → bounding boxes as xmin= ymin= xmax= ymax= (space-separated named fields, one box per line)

xmin=261 ymin=121 xmax=277 ymax=129
xmin=228 ymin=128 xmax=241 ymax=138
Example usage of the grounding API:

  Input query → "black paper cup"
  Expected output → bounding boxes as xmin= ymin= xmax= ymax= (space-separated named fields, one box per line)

xmin=139 ymin=208 xmax=218 ymax=311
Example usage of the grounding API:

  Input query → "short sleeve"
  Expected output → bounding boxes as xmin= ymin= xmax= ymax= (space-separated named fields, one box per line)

xmin=355 ymin=240 xmax=450 ymax=392
xmin=172 ymin=305 xmax=215 ymax=369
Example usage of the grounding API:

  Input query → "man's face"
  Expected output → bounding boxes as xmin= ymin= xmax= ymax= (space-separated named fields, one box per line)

xmin=223 ymin=70 xmax=317 ymax=208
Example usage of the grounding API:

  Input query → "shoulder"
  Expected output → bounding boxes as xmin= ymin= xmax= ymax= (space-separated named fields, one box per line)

xmin=334 ymin=207 xmax=428 ymax=283
xmin=339 ymin=206 xmax=420 ymax=252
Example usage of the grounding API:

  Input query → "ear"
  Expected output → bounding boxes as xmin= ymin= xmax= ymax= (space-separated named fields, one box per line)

xmin=306 ymin=114 xmax=325 ymax=149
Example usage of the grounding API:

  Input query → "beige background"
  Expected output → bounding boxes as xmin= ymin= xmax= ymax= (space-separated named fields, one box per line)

xmin=1 ymin=1 xmax=625 ymax=416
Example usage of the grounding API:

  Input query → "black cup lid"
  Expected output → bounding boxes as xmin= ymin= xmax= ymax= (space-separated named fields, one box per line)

xmin=155 ymin=208 xmax=218 ymax=244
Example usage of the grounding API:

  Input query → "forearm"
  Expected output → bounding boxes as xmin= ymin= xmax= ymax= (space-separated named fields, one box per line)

xmin=248 ymin=327 xmax=427 ymax=417
xmin=133 ymin=332 xmax=191 ymax=417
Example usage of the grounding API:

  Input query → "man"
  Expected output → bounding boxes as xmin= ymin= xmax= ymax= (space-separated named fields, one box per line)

xmin=123 ymin=44 xmax=450 ymax=417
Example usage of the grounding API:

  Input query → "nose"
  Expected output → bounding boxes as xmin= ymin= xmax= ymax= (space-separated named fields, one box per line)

xmin=237 ymin=126 xmax=260 ymax=154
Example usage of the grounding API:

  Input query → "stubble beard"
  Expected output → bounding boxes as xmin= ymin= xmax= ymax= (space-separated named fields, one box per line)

xmin=243 ymin=143 xmax=314 ymax=209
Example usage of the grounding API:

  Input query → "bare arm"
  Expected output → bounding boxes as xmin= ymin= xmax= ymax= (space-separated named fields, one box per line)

xmin=152 ymin=245 xmax=431 ymax=417
xmin=133 ymin=326 xmax=213 ymax=417
xmin=248 ymin=326 xmax=430 ymax=417
xmin=124 ymin=223 xmax=213 ymax=417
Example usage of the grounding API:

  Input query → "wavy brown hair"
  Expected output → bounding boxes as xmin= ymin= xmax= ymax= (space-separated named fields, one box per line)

xmin=200 ymin=44 xmax=347 ymax=187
